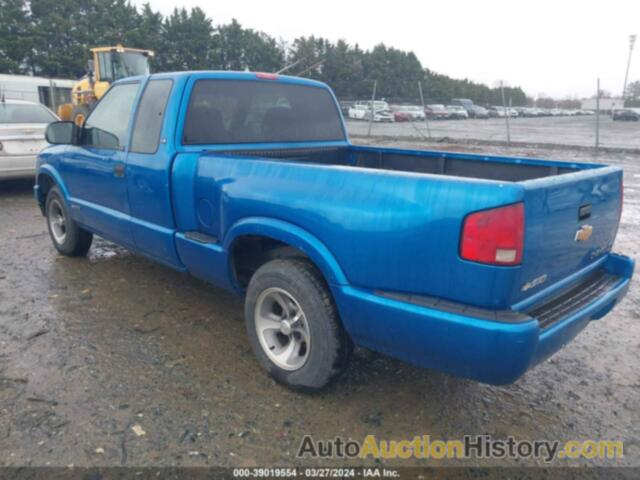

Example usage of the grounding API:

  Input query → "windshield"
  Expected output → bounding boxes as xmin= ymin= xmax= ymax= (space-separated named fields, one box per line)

xmin=0 ymin=103 xmax=57 ymax=124
xmin=113 ymin=52 xmax=149 ymax=79
xmin=183 ymin=79 xmax=345 ymax=144
xmin=98 ymin=51 xmax=150 ymax=82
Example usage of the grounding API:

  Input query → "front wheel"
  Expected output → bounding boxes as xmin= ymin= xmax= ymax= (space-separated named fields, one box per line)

xmin=45 ymin=186 xmax=93 ymax=257
xmin=244 ymin=259 xmax=353 ymax=391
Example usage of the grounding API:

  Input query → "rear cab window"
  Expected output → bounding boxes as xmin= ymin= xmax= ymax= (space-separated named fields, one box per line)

xmin=182 ymin=79 xmax=345 ymax=145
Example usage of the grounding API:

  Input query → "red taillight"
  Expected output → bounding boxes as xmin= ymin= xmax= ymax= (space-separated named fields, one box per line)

xmin=255 ymin=72 xmax=279 ymax=80
xmin=460 ymin=203 xmax=524 ymax=266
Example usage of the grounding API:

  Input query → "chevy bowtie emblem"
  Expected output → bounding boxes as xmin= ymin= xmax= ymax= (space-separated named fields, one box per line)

xmin=575 ymin=224 xmax=593 ymax=242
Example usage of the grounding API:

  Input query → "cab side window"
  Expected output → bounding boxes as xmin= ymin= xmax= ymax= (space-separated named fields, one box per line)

xmin=130 ymin=79 xmax=173 ymax=154
xmin=83 ymin=83 xmax=139 ymax=150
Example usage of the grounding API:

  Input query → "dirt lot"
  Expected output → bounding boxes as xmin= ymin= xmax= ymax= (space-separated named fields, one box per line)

xmin=0 ymin=140 xmax=638 ymax=472
xmin=347 ymin=115 xmax=640 ymax=150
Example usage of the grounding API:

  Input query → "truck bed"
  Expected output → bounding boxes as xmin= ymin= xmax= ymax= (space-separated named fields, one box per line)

xmin=175 ymin=143 xmax=621 ymax=312
xmin=217 ymin=145 xmax=598 ymax=182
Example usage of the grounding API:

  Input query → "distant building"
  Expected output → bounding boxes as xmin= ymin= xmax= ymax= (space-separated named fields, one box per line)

xmin=0 ymin=74 xmax=74 ymax=111
xmin=581 ymin=97 xmax=625 ymax=112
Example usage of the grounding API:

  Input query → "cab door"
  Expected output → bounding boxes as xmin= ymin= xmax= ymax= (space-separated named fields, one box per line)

xmin=58 ymin=82 xmax=140 ymax=247
xmin=125 ymin=78 xmax=182 ymax=268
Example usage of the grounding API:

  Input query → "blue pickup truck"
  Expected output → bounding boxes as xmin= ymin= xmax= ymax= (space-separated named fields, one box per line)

xmin=35 ymin=71 xmax=634 ymax=391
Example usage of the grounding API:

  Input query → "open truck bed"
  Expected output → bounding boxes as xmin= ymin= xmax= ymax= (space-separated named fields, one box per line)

xmin=218 ymin=144 xmax=591 ymax=181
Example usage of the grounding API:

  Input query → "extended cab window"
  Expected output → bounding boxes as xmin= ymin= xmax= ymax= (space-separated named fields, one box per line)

xmin=183 ymin=80 xmax=345 ymax=145
xmin=83 ymin=83 xmax=139 ymax=150
xmin=131 ymin=79 xmax=173 ymax=154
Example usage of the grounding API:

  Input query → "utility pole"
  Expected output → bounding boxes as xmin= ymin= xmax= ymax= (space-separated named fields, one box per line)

xmin=418 ymin=81 xmax=431 ymax=139
xmin=622 ymin=34 xmax=637 ymax=100
xmin=596 ymin=78 xmax=600 ymax=151
xmin=367 ymin=80 xmax=377 ymax=137
xmin=500 ymin=81 xmax=511 ymax=144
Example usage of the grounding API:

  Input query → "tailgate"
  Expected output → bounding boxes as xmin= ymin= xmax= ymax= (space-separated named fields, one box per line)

xmin=511 ymin=166 xmax=623 ymax=304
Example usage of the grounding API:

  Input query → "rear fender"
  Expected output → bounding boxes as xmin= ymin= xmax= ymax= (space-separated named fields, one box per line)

xmin=223 ymin=217 xmax=348 ymax=289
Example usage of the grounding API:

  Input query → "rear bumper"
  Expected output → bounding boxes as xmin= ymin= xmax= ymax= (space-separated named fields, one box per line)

xmin=332 ymin=253 xmax=634 ymax=385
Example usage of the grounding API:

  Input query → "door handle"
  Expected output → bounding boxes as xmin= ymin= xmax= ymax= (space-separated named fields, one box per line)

xmin=113 ymin=164 xmax=125 ymax=178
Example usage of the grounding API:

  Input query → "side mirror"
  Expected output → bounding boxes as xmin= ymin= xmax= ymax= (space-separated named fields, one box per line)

xmin=45 ymin=121 xmax=77 ymax=145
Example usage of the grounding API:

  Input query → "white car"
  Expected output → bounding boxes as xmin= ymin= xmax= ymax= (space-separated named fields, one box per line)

xmin=348 ymin=100 xmax=391 ymax=120
xmin=366 ymin=109 xmax=395 ymax=123
xmin=0 ymin=99 xmax=58 ymax=179
xmin=348 ymin=104 xmax=369 ymax=120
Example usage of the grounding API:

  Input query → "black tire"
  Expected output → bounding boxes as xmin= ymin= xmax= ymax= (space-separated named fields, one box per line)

xmin=71 ymin=104 xmax=92 ymax=127
xmin=244 ymin=258 xmax=353 ymax=391
xmin=45 ymin=186 xmax=93 ymax=257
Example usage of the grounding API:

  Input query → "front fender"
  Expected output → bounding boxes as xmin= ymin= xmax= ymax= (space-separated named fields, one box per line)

xmin=34 ymin=164 xmax=71 ymax=210
xmin=223 ymin=217 xmax=348 ymax=286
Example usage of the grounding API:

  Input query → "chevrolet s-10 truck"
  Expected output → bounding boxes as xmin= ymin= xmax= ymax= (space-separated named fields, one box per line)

xmin=35 ymin=71 xmax=634 ymax=391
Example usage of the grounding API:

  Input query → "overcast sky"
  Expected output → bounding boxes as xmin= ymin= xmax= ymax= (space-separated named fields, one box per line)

xmin=136 ymin=0 xmax=640 ymax=99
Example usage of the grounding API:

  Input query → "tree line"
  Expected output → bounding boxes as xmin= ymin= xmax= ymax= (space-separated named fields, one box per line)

xmin=0 ymin=0 xmax=528 ymax=105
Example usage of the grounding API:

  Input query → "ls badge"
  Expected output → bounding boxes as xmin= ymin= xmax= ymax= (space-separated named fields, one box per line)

xmin=575 ymin=224 xmax=593 ymax=242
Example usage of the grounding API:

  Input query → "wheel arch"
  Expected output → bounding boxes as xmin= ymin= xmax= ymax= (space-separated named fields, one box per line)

xmin=36 ymin=165 xmax=70 ymax=213
xmin=224 ymin=217 xmax=348 ymax=291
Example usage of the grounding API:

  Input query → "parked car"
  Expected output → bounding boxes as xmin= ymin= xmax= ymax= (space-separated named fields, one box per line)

xmin=36 ymin=71 xmax=634 ymax=391
xmin=426 ymin=104 xmax=449 ymax=120
xmin=339 ymin=101 xmax=355 ymax=116
xmin=390 ymin=105 xmax=426 ymax=121
xmin=488 ymin=106 xmax=506 ymax=118
xmin=450 ymin=98 xmax=475 ymax=117
xmin=365 ymin=109 xmax=395 ymax=123
xmin=469 ymin=105 xmax=489 ymax=119
xmin=489 ymin=106 xmax=517 ymax=118
xmin=390 ymin=105 xmax=412 ymax=122
xmin=347 ymin=103 xmax=368 ymax=120
xmin=612 ymin=109 xmax=640 ymax=121
xmin=0 ymin=99 xmax=57 ymax=179
xmin=516 ymin=107 xmax=537 ymax=118
xmin=348 ymin=100 xmax=391 ymax=121
xmin=446 ymin=105 xmax=469 ymax=119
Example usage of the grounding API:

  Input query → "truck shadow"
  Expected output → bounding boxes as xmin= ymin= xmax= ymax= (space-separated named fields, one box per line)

xmin=0 ymin=178 xmax=35 ymax=196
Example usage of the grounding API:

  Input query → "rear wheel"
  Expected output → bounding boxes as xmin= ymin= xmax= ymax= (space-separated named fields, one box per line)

xmin=244 ymin=259 xmax=352 ymax=391
xmin=45 ymin=187 xmax=93 ymax=257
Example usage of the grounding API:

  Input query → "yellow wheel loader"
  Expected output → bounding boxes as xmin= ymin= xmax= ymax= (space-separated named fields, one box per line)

xmin=58 ymin=45 xmax=154 ymax=126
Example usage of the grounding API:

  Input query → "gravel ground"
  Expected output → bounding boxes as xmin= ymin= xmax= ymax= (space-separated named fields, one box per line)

xmin=0 ymin=140 xmax=638 ymax=472
xmin=347 ymin=115 xmax=640 ymax=150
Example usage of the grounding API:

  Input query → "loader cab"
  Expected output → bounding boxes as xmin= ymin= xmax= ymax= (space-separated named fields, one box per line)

xmin=91 ymin=46 xmax=153 ymax=99
xmin=94 ymin=48 xmax=152 ymax=83
xmin=62 ymin=46 xmax=154 ymax=127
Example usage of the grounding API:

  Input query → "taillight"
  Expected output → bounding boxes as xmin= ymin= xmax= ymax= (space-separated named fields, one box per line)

xmin=460 ymin=203 xmax=524 ymax=266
